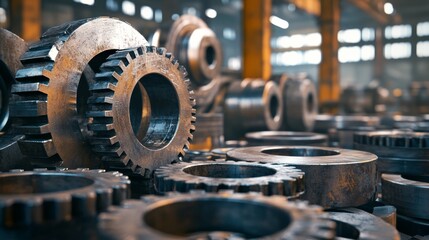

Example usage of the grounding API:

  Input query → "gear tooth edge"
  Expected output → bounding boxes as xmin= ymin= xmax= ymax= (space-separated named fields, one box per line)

xmin=165 ymin=52 xmax=172 ymax=60
xmin=156 ymin=47 xmax=166 ymax=55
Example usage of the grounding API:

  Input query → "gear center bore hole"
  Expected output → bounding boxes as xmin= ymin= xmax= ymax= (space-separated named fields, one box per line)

xmin=307 ymin=93 xmax=315 ymax=113
xmin=261 ymin=148 xmax=340 ymax=157
xmin=0 ymin=174 xmax=94 ymax=194
xmin=182 ymin=164 xmax=276 ymax=178
xmin=129 ymin=73 xmax=179 ymax=150
xmin=269 ymin=95 xmax=280 ymax=120
xmin=143 ymin=199 xmax=291 ymax=238
xmin=205 ymin=45 xmax=216 ymax=68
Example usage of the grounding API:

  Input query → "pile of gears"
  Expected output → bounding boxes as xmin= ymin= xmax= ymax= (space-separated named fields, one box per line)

xmin=0 ymin=15 xmax=427 ymax=239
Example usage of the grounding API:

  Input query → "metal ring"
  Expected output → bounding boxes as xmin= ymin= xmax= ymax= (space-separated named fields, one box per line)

xmin=227 ymin=146 xmax=377 ymax=208
xmin=154 ymin=159 xmax=305 ymax=197
xmin=0 ymin=168 xmax=129 ymax=227
xmin=98 ymin=191 xmax=335 ymax=239
xmin=314 ymin=115 xmax=380 ymax=133
xmin=10 ymin=17 xmax=147 ymax=168
xmin=245 ymin=131 xmax=327 ymax=146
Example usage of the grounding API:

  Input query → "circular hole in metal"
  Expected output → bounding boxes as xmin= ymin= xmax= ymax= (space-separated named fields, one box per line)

xmin=330 ymin=219 xmax=360 ymax=239
xmin=0 ymin=173 xmax=94 ymax=194
xmin=269 ymin=95 xmax=279 ymax=119
xmin=205 ymin=45 xmax=216 ymax=68
xmin=307 ymin=93 xmax=315 ymax=113
xmin=262 ymin=148 xmax=340 ymax=157
xmin=402 ymin=175 xmax=429 ymax=183
xmin=143 ymin=198 xmax=291 ymax=238
xmin=130 ymin=73 xmax=179 ymax=150
xmin=182 ymin=164 xmax=277 ymax=178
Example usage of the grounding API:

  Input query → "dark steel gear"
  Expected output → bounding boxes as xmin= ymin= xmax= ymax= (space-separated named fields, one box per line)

xmin=354 ymin=130 xmax=429 ymax=175
xmin=98 ymin=191 xmax=336 ymax=239
xmin=166 ymin=15 xmax=222 ymax=88
xmin=154 ymin=159 xmax=305 ymax=197
xmin=397 ymin=214 xmax=429 ymax=237
xmin=314 ymin=114 xmax=380 ymax=133
xmin=87 ymin=46 xmax=195 ymax=177
xmin=322 ymin=208 xmax=400 ymax=240
xmin=0 ymin=168 xmax=130 ymax=227
xmin=9 ymin=17 xmax=147 ymax=168
xmin=382 ymin=174 xmax=429 ymax=220
xmin=227 ymin=146 xmax=377 ymax=208
xmin=245 ymin=131 xmax=327 ymax=146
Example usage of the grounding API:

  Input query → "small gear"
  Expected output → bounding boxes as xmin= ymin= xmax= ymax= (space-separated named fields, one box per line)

xmin=98 ymin=191 xmax=335 ymax=239
xmin=154 ymin=159 xmax=304 ymax=197
xmin=9 ymin=17 xmax=147 ymax=168
xmin=87 ymin=46 xmax=195 ymax=177
xmin=0 ymin=168 xmax=130 ymax=227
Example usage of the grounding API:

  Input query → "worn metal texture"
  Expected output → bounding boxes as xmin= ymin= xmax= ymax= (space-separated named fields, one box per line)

xmin=278 ymin=74 xmax=318 ymax=131
xmin=397 ymin=214 xmax=429 ymax=237
xmin=98 ymin=191 xmax=336 ymax=239
xmin=87 ymin=46 xmax=195 ymax=177
xmin=382 ymin=174 xmax=429 ymax=220
xmin=166 ymin=15 xmax=222 ymax=88
xmin=227 ymin=146 xmax=377 ymax=208
xmin=0 ymin=28 xmax=28 ymax=131
xmin=211 ymin=147 xmax=237 ymax=159
xmin=189 ymin=113 xmax=223 ymax=150
xmin=223 ymin=79 xmax=283 ymax=140
xmin=334 ymin=126 xmax=389 ymax=149
xmin=314 ymin=114 xmax=380 ymax=134
xmin=358 ymin=200 xmax=397 ymax=227
xmin=0 ymin=134 xmax=31 ymax=171
xmin=245 ymin=131 xmax=327 ymax=146
xmin=0 ymin=168 xmax=129 ymax=227
xmin=354 ymin=131 xmax=429 ymax=175
xmin=9 ymin=17 xmax=147 ymax=168
xmin=154 ymin=159 xmax=304 ymax=197
xmin=322 ymin=208 xmax=400 ymax=240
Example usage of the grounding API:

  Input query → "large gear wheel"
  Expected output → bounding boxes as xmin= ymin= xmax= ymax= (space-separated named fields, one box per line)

xmin=154 ymin=159 xmax=304 ymax=197
xmin=87 ymin=46 xmax=195 ymax=176
xmin=9 ymin=17 xmax=147 ymax=168
xmin=98 ymin=191 xmax=335 ymax=239
xmin=166 ymin=15 xmax=222 ymax=88
xmin=0 ymin=168 xmax=129 ymax=227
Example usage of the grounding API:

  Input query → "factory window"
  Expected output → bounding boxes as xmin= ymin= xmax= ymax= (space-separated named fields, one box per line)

xmin=338 ymin=46 xmax=361 ymax=63
xmin=140 ymin=6 xmax=153 ymax=20
xmin=273 ymin=33 xmax=320 ymax=49
xmin=122 ymin=1 xmax=135 ymax=16
xmin=303 ymin=49 xmax=321 ymax=64
xmin=385 ymin=24 xmax=412 ymax=39
xmin=384 ymin=42 xmax=411 ymax=59
xmin=338 ymin=29 xmax=361 ymax=43
xmin=360 ymin=45 xmax=375 ymax=61
xmin=223 ymin=28 xmax=236 ymax=40
xmin=227 ymin=57 xmax=241 ymax=70
xmin=289 ymin=34 xmax=305 ymax=48
xmin=74 ymin=0 xmax=95 ymax=6
xmin=106 ymin=0 xmax=119 ymax=11
xmin=282 ymin=51 xmax=304 ymax=66
xmin=304 ymin=33 xmax=321 ymax=47
xmin=417 ymin=41 xmax=429 ymax=57
xmin=361 ymin=28 xmax=375 ymax=41
xmin=417 ymin=22 xmax=429 ymax=37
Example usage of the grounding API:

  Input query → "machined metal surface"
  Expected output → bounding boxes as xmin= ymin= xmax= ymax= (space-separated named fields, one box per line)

xmin=227 ymin=146 xmax=377 ymax=208
xmin=0 ymin=134 xmax=31 ymax=171
xmin=154 ymin=159 xmax=305 ymax=197
xmin=322 ymin=208 xmax=400 ymax=240
xmin=382 ymin=174 xmax=429 ymax=220
xmin=166 ymin=15 xmax=222 ymax=88
xmin=9 ymin=17 xmax=147 ymax=168
xmin=0 ymin=29 xmax=28 ymax=131
xmin=0 ymin=168 xmax=129 ymax=227
xmin=279 ymin=74 xmax=318 ymax=131
xmin=354 ymin=131 xmax=429 ymax=175
xmin=211 ymin=147 xmax=236 ymax=159
xmin=223 ymin=79 xmax=283 ymax=140
xmin=87 ymin=46 xmax=195 ymax=177
xmin=189 ymin=113 xmax=223 ymax=150
xmin=334 ymin=126 xmax=389 ymax=149
xmin=397 ymin=214 xmax=429 ymax=237
xmin=314 ymin=115 xmax=380 ymax=134
xmin=245 ymin=131 xmax=327 ymax=146
xmin=98 ymin=191 xmax=335 ymax=239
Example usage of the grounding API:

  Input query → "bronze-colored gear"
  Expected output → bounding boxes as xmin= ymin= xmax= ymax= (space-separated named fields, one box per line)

xmin=87 ymin=46 xmax=195 ymax=177
xmin=9 ymin=17 xmax=147 ymax=168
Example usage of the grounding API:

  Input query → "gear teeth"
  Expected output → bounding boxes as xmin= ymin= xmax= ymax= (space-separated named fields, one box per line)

xmin=18 ymin=138 xmax=57 ymax=158
xmin=20 ymin=46 xmax=59 ymax=64
xmin=9 ymin=100 xmax=47 ymax=117
xmin=354 ymin=131 xmax=429 ymax=149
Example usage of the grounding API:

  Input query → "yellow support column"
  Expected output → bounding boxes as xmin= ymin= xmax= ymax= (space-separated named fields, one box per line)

xmin=242 ymin=0 xmax=272 ymax=81
xmin=319 ymin=0 xmax=340 ymax=113
xmin=10 ymin=0 xmax=41 ymax=41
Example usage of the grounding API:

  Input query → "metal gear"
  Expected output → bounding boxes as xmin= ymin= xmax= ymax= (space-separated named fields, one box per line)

xmin=154 ymin=159 xmax=305 ymax=197
xmin=98 ymin=191 xmax=336 ymax=239
xmin=245 ymin=131 xmax=327 ymax=146
xmin=382 ymin=174 xmax=429 ymax=220
xmin=189 ymin=113 xmax=224 ymax=151
xmin=397 ymin=214 xmax=429 ymax=237
xmin=0 ymin=168 xmax=129 ymax=227
xmin=322 ymin=208 xmax=400 ymax=240
xmin=223 ymin=79 xmax=283 ymax=140
xmin=314 ymin=114 xmax=380 ymax=134
xmin=9 ymin=17 xmax=147 ymax=168
xmin=354 ymin=130 xmax=429 ymax=175
xmin=87 ymin=46 xmax=195 ymax=177
xmin=278 ymin=74 xmax=318 ymax=131
xmin=166 ymin=15 xmax=222 ymax=88
xmin=227 ymin=146 xmax=377 ymax=208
